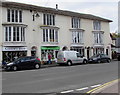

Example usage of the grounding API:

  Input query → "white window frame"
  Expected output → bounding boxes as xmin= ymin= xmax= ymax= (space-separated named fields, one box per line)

xmin=43 ymin=13 xmax=55 ymax=26
xmin=4 ymin=26 xmax=26 ymax=42
xmin=93 ymin=20 xmax=101 ymax=30
xmin=7 ymin=9 xmax=22 ymax=23
xmin=43 ymin=29 xmax=58 ymax=43
xmin=72 ymin=31 xmax=83 ymax=44
xmin=94 ymin=32 xmax=103 ymax=44
xmin=72 ymin=17 xmax=80 ymax=28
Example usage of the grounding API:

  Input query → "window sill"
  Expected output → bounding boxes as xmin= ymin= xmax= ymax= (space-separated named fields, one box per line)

xmin=3 ymin=42 xmax=26 ymax=46
xmin=71 ymin=43 xmax=84 ymax=47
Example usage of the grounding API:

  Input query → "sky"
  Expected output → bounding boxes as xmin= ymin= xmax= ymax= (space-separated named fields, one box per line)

xmin=5 ymin=0 xmax=119 ymax=33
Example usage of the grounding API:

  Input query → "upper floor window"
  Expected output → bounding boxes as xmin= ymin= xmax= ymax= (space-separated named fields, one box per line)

xmin=72 ymin=18 xmax=80 ymax=28
xmin=43 ymin=29 xmax=58 ymax=43
xmin=4 ymin=26 xmax=25 ymax=42
xmin=94 ymin=32 xmax=103 ymax=44
xmin=43 ymin=13 xmax=55 ymax=25
xmin=7 ymin=9 xmax=22 ymax=23
xmin=93 ymin=20 xmax=101 ymax=30
xmin=72 ymin=31 xmax=83 ymax=44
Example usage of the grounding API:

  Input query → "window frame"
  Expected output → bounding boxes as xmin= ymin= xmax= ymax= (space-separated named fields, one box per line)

xmin=4 ymin=26 xmax=26 ymax=42
xmin=7 ymin=9 xmax=23 ymax=23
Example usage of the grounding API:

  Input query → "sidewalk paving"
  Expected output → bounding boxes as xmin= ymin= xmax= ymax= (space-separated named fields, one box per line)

xmin=89 ymin=79 xmax=120 ymax=95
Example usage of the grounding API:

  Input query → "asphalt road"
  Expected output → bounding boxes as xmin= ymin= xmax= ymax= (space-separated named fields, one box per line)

xmin=2 ymin=61 xmax=118 ymax=94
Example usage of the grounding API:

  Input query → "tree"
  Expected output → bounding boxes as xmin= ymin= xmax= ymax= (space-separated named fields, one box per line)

xmin=111 ymin=33 xmax=120 ymax=38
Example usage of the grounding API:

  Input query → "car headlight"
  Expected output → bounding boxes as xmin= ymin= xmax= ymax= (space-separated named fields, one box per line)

xmin=93 ymin=58 xmax=97 ymax=60
xmin=7 ymin=62 xmax=14 ymax=66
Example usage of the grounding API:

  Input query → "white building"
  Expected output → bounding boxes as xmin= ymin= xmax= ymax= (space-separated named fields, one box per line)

xmin=0 ymin=1 xmax=112 ymax=62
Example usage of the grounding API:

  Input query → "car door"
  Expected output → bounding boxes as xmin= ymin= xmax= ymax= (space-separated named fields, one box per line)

xmin=100 ymin=54 xmax=106 ymax=62
xmin=19 ymin=57 xmax=28 ymax=69
xmin=24 ymin=57 xmax=33 ymax=68
xmin=76 ymin=53 xmax=83 ymax=63
xmin=29 ymin=57 xmax=36 ymax=67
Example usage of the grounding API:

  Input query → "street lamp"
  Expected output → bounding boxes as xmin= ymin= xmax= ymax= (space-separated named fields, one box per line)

xmin=30 ymin=10 xmax=40 ymax=21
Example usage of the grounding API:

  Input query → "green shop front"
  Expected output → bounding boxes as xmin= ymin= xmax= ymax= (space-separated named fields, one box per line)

xmin=41 ymin=46 xmax=60 ymax=61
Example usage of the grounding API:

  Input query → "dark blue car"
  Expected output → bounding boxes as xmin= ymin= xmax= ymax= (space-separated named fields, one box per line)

xmin=4 ymin=56 xmax=41 ymax=71
xmin=88 ymin=54 xmax=111 ymax=63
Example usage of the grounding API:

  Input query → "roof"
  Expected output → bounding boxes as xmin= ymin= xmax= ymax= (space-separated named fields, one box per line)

xmin=1 ymin=1 xmax=112 ymax=22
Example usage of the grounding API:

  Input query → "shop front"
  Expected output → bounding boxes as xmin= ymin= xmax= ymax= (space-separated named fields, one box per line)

xmin=93 ymin=47 xmax=104 ymax=55
xmin=41 ymin=46 xmax=60 ymax=61
xmin=70 ymin=46 xmax=85 ymax=56
xmin=2 ymin=46 xmax=27 ymax=62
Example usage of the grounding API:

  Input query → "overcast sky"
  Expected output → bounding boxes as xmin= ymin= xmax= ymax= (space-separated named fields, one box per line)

xmin=6 ymin=0 xmax=119 ymax=33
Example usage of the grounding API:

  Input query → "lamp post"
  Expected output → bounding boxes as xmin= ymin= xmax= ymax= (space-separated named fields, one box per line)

xmin=30 ymin=10 xmax=40 ymax=21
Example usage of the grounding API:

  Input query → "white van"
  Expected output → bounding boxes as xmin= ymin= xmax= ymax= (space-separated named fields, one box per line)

xmin=57 ymin=50 xmax=87 ymax=66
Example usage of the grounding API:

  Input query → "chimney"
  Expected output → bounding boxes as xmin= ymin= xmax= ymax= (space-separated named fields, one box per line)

xmin=56 ymin=4 xmax=58 ymax=10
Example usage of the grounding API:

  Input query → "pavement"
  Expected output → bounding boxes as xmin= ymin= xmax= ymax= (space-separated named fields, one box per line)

xmin=87 ymin=79 xmax=120 ymax=95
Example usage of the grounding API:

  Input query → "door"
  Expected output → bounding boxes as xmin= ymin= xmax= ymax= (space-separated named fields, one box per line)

xmin=19 ymin=57 xmax=30 ymax=69
xmin=76 ymin=53 xmax=83 ymax=63
xmin=87 ymin=49 xmax=90 ymax=59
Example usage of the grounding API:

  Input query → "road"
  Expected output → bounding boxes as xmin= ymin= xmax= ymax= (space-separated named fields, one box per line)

xmin=2 ymin=61 xmax=118 ymax=94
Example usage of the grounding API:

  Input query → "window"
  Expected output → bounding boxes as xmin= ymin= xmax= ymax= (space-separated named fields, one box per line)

xmin=4 ymin=26 xmax=25 ymax=42
xmin=93 ymin=48 xmax=104 ymax=55
xmin=70 ymin=47 xmax=84 ymax=56
xmin=7 ymin=9 xmax=22 ymax=23
xmin=72 ymin=18 xmax=80 ymax=28
xmin=43 ymin=13 xmax=55 ymax=25
xmin=43 ymin=29 xmax=58 ymax=42
xmin=93 ymin=20 xmax=101 ymax=30
xmin=72 ymin=31 xmax=83 ymax=43
xmin=94 ymin=32 xmax=103 ymax=44
xmin=7 ymin=9 xmax=10 ymax=22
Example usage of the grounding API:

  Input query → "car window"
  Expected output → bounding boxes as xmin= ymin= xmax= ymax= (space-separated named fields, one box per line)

xmin=30 ymin=57 xmax=36 ymax=60
xmin=76 ymin=53 xmax=82 ymax=58
xmin=20 ymin=58 xmax=26 ymax=62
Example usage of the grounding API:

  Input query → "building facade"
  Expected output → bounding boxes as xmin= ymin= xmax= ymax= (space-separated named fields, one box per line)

xmin=0 ymin=1 xmax=112 ymax=63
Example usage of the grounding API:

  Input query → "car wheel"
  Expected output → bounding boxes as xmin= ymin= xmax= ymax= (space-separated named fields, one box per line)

xmin=12 ymin=66 xmax=17 ymax=71
xmin=83 ymin=60 xmax=87 ymax=64
xmin=67 ymin=61 xmax=72 ymax=66
xmin=35 ymin=64 xmax=40 ymax=69
xmin=107 ymin=59 xmax=111 ymax=63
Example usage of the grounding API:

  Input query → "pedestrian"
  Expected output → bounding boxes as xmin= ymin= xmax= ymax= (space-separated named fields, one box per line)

xmin=2 ymin=60 xmax=7 ymax=68
xmin=48 ymin=53 xmax=52 ymax=64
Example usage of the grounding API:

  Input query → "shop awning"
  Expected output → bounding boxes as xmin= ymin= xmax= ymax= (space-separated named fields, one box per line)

xmin=41 ymin=46 xmax=60 ymax=50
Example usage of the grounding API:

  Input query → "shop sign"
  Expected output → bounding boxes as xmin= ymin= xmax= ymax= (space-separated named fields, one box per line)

xmin=41 ymin=46 xmax=60 ymax=50
xmin=3 ymin=47 xmax=27 ymax=51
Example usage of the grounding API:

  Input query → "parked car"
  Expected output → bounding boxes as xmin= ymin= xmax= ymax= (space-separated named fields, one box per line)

xmin=57 ymin=50 xmax=88 ymax=66
xmin=4 ymin=56 xmax=41 ymax=71
xmin=117 ymin=52 xmax=120 ymax=61
xmin=88 ymin=54 xmax=111 ymax=63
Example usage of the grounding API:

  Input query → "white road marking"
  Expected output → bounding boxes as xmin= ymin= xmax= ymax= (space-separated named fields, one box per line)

xmin=90 ymin=84 xmax=101 ymax=88
xmin=76 ymin=87 xmax=89 ymax=91
xmin=61 ymin=90 xmax=74 ymax=93
xmin=60 ymin=84 xmax=102 ymax=93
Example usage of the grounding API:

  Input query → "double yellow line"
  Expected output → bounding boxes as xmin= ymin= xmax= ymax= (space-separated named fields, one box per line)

xmin=86 ymin=79 xmax=120 ymax=94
